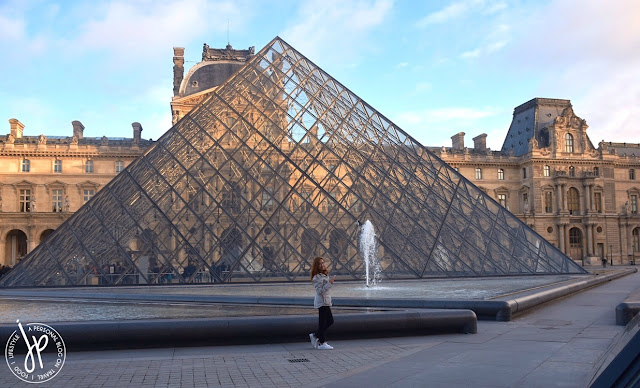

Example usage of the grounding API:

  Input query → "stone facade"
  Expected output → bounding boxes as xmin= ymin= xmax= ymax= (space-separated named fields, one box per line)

xmin=0 ymin=119 xmax=153 ymax=266
xmin=434 ymin=98 xmax=640 ymax=265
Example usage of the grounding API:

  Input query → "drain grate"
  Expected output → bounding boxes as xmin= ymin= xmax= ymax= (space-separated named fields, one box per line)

xmin=287 ymin=358 xmax=310 ymax=363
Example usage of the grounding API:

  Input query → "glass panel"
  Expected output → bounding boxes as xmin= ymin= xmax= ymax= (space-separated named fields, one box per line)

xmin=0 ymin=37 xmax=585 ymax=287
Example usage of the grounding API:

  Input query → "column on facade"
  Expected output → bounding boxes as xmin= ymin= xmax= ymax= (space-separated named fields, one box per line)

xmin=557 ymin=222 xmax=565 ymax=253
xmin=589 ymin=184 xmax=595 ymax=212
xmin=27 ymin=227 xmax=38 ymax=254
xmin=562 ymin=184 xmax=568 ymax=212
xmin=556 ymin=184 xmax=563 ymax=213
xmin=626 ymin=221 xmax=632 ymax=259
xmin=0 ymin=229 xmax=5 ymax=266
xmin=584 ymin=184 xmax=591 ymax=214
xmin=585 ymin=223 xmax=593 ymax=256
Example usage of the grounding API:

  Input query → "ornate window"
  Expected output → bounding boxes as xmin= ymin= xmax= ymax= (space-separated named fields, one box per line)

xmin=497 ymin=169 xmax=504 ymax=180
xmin=300 ymin=190 xmax=311 ymax=212
xmin=54 ymin=160 xmax=62 ymax=173
xmin=543 ymin=165 xmax=550 ymax=177
xmin=115 ymin=161 xmax=124 ymax=173
xmin=594 ymin=191 xmax=602 ymax=213
xmin=85 ymin=160 xmax=94 ymax=173
xmin=21 ymin=159 xmax=30 ymax=172
xmin=223 ymin=182 xmax=241 ymax=214
xmin=544 ymin=191 xmax=553 ymax=213
xmin=83 ymin=189 xmax=95 ymax=204
xmin=51 ymin=189 xmax=63 ymax=212
xmin=631 ymin=195 xmax=638 ymax=214
xmin=569 ymin=227 xmax=582 ymax=248
xmin=569 ymin=166 xmax=575 ymax=177
xmin=328 ymin=189 xmax=340 ymax=210
xmin=475 ymin=168 xmax=482 ymax=180
xmin=567 ymin=187 xmax=580 ymax=215
xmin=77 ymin=181 xmax=100 ymax=206
xmin=564 ymin=133 xmax=574 ymax=153
xmin=497 ymin=194 xmax=507 ymax=207
xmin=262 ymin=187 xmax=274 ymax=210
xmin=19 ymin=189 xmax=31 ymax=212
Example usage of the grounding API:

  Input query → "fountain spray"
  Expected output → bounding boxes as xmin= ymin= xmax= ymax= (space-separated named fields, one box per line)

xmin=359 ymin=220 xmax=381 ymax=287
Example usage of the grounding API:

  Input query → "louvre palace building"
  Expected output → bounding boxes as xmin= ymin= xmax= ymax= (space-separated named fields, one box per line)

xmin=0 ymin=39 xmax=637 ymax=286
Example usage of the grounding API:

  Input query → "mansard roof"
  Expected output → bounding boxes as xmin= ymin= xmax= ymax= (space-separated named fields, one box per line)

xmin=501 ymin=98 xmax=573 ymax=156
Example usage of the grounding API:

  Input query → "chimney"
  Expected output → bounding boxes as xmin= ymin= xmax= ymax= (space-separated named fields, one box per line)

xmin=9 ymin=118 xmax=25 ymax=139
xmin=473 ymin=133 xmax=487 ymax=150
xmin=132 ymin=122 xmax=143 ymax=143
xmin=173 ymin=47 xmax=185 ymax=96
xmin=71 ymin=120 xmax=84 ymax=139
xmin=451 ymin=132 xmax=465 ymax=150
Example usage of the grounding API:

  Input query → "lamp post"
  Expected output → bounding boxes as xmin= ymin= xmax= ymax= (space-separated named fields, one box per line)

xmin=610 ymin=244 xmax=613 ymax=266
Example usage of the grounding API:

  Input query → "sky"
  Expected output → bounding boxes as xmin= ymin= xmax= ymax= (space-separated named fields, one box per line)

xmin=1 ymin=0 xmax=638 ymax=151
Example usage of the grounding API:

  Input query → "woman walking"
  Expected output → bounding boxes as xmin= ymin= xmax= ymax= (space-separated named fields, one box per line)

xmin=309 ymin=256 xmax=335 ymax=350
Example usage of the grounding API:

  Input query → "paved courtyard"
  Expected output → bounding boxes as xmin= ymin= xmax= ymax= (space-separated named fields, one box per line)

xmin=1 ymin=267 xmax=638 ymax=387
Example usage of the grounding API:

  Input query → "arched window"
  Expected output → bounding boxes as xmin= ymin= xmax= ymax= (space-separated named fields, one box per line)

xmin=564 ymin=133 xmax=574 ymax=153
xmin=568 ymin=227 xmax=583 ymax=260
xmin=544 ymin=191 xmax=553 ymax=213
xmin=567 ymin=187 xmax=580 ymax=215
xmin=569 ymin=166 xmax=575 ymax=177
xmin=633 ymin=228 xmax=640 ymax=252
xmin=544 ymin=165 xmax=550 ymax=177
xmin=569 ymin=228 xmax=582 ymax=248
xmin=497 ymin=169 xmax=504 ymax=180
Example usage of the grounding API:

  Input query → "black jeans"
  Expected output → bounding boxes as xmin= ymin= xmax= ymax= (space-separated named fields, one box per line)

xmin=316 ymin=306 xmax=334 ymax=343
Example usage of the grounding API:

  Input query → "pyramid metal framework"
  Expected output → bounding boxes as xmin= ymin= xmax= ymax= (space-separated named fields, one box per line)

xmin=0 ymin=37 xmax=586 ymax=287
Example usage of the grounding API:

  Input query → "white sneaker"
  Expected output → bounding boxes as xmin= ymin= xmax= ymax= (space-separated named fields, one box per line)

xmin=309 ymin=333 xmax=318 ymax=349
xmin=317 ymin=342 xmax=333 ymax=350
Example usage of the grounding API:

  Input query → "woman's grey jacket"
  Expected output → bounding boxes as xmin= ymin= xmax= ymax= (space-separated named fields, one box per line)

xmin=312 ymin=273 xmax=332 ymax=308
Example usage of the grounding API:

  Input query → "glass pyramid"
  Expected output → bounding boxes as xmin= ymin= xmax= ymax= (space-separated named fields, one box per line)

xmin=0 ymin=37 xmax=586 ymax=287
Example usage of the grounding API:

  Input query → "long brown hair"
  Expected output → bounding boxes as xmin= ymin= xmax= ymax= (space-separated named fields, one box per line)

xmin=310 ymin=256 xmax=328 ymax=280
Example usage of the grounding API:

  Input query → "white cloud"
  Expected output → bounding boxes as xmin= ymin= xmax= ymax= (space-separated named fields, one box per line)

xmin=281 ymin=0 xmax=393 ymax=65
xmin=415 ymin=0 xmax=508 ymax=27
xmin=502 ymin=0 xmax=640 ymax=144
xmin=396 ymin=62 xmax=409 ymax=68
xmin=482 ymin=2 xmax=507 ymax=15
xmin=0 ymin=14 xmax=25 ymax=41
xmin=460 ymin=24 xmax=510 ymax=60
xmin=460 ymin=49 xmax=480 ymax=59
xmin=66 ymin=0 xmax=244 ymax=63
xmin=391 ymin=106 xmax=505 ymax=147
xmin=416 ymin=0 xmax=480 ymax=27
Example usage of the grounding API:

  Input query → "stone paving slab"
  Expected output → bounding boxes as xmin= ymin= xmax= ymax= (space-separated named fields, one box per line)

xmin=1 ymin=267 xmax=638 ymax=387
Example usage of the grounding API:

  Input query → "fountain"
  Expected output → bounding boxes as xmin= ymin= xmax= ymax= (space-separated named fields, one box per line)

xmin=360 ymin=220 xmax=381 ymax=287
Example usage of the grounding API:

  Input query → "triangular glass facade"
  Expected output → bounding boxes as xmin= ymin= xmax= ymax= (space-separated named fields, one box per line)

xmin=0 ymin=37 xmax=586 ymax=287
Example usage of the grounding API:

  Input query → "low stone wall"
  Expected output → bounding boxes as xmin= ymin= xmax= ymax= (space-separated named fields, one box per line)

xmin=0 ymin=309 xmax=477 ymax=351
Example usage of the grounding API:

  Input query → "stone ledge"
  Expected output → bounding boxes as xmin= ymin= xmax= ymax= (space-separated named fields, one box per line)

xmin=615 ymin=284 xmax=640 ymax=325
xmin=0 ymin=309 xmax=477 ymax=351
